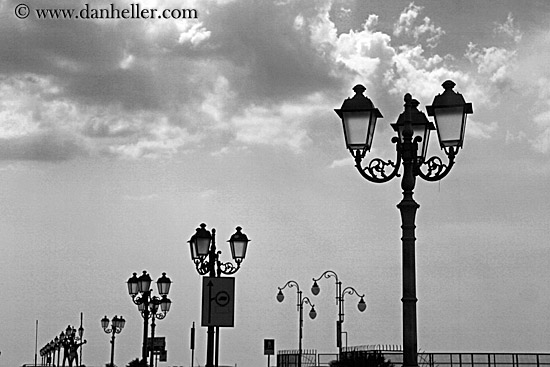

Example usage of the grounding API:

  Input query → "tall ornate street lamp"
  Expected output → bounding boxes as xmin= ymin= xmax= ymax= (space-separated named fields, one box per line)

xmin=187 ymin=223 xmax=250 ymax=367
xmin=101 ymin=315 xmax=126 ymax=367
xmin=277 ymin=280 xmax=317 ymax=367
xmin=311 ymin=270 xmax=366 ymax=356
xmin=334 ymin=80 xmax=472 ymax=367
xmin=127 ymin=271 xmax=172 ymax=366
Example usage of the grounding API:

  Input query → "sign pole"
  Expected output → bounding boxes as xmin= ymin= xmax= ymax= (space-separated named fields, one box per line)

xmin=190 ymin=322 xmax=195 ymax=367
xmin=215 ymin=326 xmax=220 ymax=367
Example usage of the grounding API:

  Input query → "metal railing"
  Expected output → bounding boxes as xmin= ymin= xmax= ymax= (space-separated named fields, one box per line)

xmin=340 ymin=351 xmax=550 ymax=367
xmin=278 ymin=349 xmax=318 ymax=367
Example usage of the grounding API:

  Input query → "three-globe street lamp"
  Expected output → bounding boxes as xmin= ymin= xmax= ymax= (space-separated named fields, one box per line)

xmin=187 ymin=223 xmax=250 ymax=367
xmin=101 ymin=315 xmax=126 ymax=367
xmin=127 ymin=271 xmax=172 ymax=366
xmin=311 ymin=270 xmax=366 ymax=356
xmin=277 ymin=280 xmax=318 ymax=367
xmin=334 ymin=80 xmax=473 ymax=367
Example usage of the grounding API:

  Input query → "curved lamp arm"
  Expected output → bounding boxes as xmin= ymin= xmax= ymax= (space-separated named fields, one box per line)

xmin=312 ymin=270 xmax=339 ymax=283
xmin=278 ymin=280 xmax=300 ymax=293
xmin=341 ymin=286 xmax=367 ymax=318
xmin=312 ymin=270 xmax=341 ymax=305
xmin=278 ymin=280 xmax=301 ymax=310
xmin=417 ymin=146 xmax=457 ymax=181
xmin=342 ymin=286 xmax=364 ymax=299
xmin=301 ymin=296 xmax=314 ymax=308
xmin=194 ymin=258 xmax=213 ymax=275
xmin=353 ymin=140 xmax=402 ymax=184
xmin=217 ymin=260 xmax=240 ymax=275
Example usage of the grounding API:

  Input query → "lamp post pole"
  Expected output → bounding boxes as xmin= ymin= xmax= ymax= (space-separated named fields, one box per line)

xmin=127 ymin=271 xmax=172 ymax=366
xmin=311 ymin=270 xmax=366 ymax=357
xmin=59 ymin=325 xmax=86 ymax=367
xmin=187 ymin=223 xmax=251 ymax=367
xmin=335 ymin=80 xmax=473 ymax=367
xmin=276 ymin=280 xmax=317 ymax=367
xmin=101 ymin=315 xmax=126 ymax=367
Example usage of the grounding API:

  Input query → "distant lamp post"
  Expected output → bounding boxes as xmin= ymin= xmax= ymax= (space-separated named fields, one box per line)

xmin=54 ymin=335 xmax=63 ymax=367
xmin=311 ymin=270 xmax=365 ymax=356
xmin=41 ymin=343 xmax=51 ymax=366
xmin=187 ymin=223 xmax=250 ymax=367
xmin=60 ymin=325 xmax=86 ymax=367
xmin=277 ymin=280 xmax=317 ymax=367
xmin=49 ymin=340 xmax=56 ymax=367
xmin=127 ymin=271 xmax=172 ymax=366
xmin=101 ymin=315 xmax=126 ymax=367
xmin=334 ymin=80 xmax=472 ymax=367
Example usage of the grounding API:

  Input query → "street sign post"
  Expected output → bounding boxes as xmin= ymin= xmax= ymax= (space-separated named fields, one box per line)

xmin=264 ymin=339 xmax=275 ymax=367
xmin=201 ymin=277 xmax=235 ymax=327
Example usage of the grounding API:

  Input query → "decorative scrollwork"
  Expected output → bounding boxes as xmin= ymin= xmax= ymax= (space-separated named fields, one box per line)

xmin=218 ymin=261 xmax=240 ymax=275
xmin=354 ymin=147 xmax=402 ymax=183
xmin=417 ymin=149 xmax=456 ymax=182
xmin=367 ymin=158 xmax=398 ymax=178
xmin=194 ymin=259 xmax=212 ymax=275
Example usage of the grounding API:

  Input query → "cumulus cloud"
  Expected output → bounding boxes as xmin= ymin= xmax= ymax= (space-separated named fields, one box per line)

xmin=1 ymin=0 xmax=547 ymax=162
xmin=530 ymin=77 xmax=550 ymax=153
xmin=494 ymin=13 xmax=523 ymax=44
xmin=465 ymin=43 xmax=517 ymax=86
xmin=393 ymin=3 xmax=445 ymax=48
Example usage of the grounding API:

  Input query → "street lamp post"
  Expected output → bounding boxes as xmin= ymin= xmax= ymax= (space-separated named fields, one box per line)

xmin=60 ymin=325 xmax=86 ymax=367
xmin=54 ymin=336 xmax=63 ymax=367
xmin=311 ymin=270 xmax=366 ymax=356
xmin=127 ymin=271 xmax=172 ymax=366
xmin=42 ymin=344 xmax=50 ymax=366
xmin=101 ymin=315 xmax=126 ymax=367
xmin=187 ymin=223 xmax=250 ymax=367
xmin=276 ymin=280 xmax=317 ymax=367
xmin=334 ymin=80 xmax=472 ymax=367
xmin=49 ymin=340 xmax=56 ymax=367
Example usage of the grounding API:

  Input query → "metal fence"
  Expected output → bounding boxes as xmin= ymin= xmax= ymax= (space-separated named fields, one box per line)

xmin=279 ymin=349 xmax=550 ymax=367
xmin=278 ymin=349 xmax=318 ymax=367
xmin=342 ymin=351 xmax=550 ymax=367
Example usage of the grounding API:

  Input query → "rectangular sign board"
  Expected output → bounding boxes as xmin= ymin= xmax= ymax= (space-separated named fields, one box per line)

xmin=201 ymin=277 xmax=235 ymax=327
xmin=264 ymin=339 xmax=275 ymax=355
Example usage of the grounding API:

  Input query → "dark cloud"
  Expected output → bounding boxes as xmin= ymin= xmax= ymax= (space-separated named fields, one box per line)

xmin=201 ymin=0 xmax=347 ymax=105
xmin=0 ymin=131 xmax=88 ymax=161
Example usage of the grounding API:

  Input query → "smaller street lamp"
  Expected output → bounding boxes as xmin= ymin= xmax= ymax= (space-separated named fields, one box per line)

xmin=127 ymin=270 xmax=172 ymax=366
xmin=188 ymin=224 xmax=250 ymax=275
xmin=60 ymin=325 xmax=86 ymax=367
xmin=54 ymin=336 xmax=62 ymax=367
xmin=277 ymin=280 xmax=317 ymax=367
xmin=311 ymin=270 xmax=366 ymax=356
xmin=102 ymin=315 xmax=126 ymax=367
xmin=187 ymin=223 xmax=250 ymax=367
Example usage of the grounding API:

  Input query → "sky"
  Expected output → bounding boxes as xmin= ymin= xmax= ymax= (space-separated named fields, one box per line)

xmin=1 ymin=0 xmax=550 ymax=366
